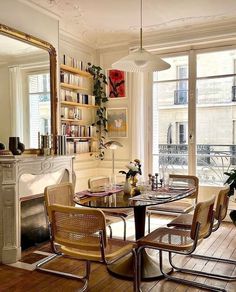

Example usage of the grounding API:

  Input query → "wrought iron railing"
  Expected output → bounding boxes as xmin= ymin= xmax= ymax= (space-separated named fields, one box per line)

xmin=154 ymin=144 xmax=236 ymax=185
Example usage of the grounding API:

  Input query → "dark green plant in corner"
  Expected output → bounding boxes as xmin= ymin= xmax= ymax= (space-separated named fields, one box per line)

xmin=224 ymin=168 xmax=236 ymax=226
xmin=87 ymin=63 xmax=108 ymax=159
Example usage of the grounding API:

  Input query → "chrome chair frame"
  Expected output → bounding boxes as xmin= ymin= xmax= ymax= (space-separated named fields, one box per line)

xmin=167 ymin=187 xmax=236 ymax=281
xmin=37 ymin=205 xmax=133 ymax=291
xmin=134 ymin=222 xmax=225 ymax=292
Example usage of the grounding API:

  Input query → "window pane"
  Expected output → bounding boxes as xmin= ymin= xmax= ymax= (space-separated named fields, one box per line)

xmin=156 ymin=81 xmax=189 ymax=107
xmin=154 ymin=55 xmax=188 ymax=81
xmin=197 ymin=49 xmax=236 ymax=77
xmin=28 ymin=73 xmax=50 ymax=148
xmin=153 ymin=55 xmax=189 ymax=176
xmin=196 ymin=50 xmax=236 ymax=185
xmin=197 ymin=77 xmax=235 ymax=104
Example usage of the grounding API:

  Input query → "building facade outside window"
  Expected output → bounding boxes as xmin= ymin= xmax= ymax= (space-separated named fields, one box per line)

xmin=153 ymin=47 xmax=236 ymax=186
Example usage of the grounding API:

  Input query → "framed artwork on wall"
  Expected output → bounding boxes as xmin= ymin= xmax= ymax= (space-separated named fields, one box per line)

xmin=107 ymin=69 xmax=126 ymax=98
xmin=107 ymin=108 xmax=128 ymax=138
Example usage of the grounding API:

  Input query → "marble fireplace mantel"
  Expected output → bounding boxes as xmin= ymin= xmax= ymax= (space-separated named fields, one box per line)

xmin=0 ymin=155 xmax=74 ymax=264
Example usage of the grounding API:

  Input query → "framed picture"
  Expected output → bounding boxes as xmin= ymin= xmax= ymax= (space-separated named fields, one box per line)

xmin=107 ymin=69 xmax=126 ymax=98
xmin=107 ymin=108 xmax=128 ymax=138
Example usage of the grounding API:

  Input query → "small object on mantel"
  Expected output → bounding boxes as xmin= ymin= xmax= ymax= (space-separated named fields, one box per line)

xmin=0 ymin=142 xmax=5 ymax=150
xmin=0 ymin=150 xmax=12 ymax=156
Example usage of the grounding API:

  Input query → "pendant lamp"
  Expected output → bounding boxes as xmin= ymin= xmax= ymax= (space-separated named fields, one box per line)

xmin=112 ymin=0 xmax=170 ymax=73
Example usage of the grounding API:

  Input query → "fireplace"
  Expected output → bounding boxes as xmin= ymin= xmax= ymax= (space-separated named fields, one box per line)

xmin=21 ymin=194 xmax=49 ymax=250
xmin=0 ymin=155 xmax=73 ymax=264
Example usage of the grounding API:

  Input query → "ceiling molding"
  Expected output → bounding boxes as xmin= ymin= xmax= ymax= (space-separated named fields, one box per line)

xmin=19 ymin=0 xmax=60 ymax=20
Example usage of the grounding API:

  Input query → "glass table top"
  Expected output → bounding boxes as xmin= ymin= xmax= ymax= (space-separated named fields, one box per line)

xmin=74 ymin=186 xmax=196 ymax=209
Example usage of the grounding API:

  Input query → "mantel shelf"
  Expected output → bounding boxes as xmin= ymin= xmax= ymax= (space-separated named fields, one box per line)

xmin=61 ymin=101 xmax=98 ymax=109
xmin=60 ymin=82 xmax=88 ymax=92
xmin=60 ymin=64 xmax=92 ymax=78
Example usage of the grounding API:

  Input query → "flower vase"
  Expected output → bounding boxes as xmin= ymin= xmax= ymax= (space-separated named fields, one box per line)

xmin=123 ymin=179 xmax=132 ymax=195
xmin=130 ymin=176 xmax=140 ymax=196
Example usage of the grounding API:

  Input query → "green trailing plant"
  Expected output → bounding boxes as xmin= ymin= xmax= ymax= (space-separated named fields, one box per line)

xmin=224 ymin=168 xmax=236 ymax=225
xmin=87 ymin=63 xmax=108 ymax=159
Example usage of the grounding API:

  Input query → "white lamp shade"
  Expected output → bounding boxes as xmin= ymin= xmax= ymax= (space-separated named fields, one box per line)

xmin=112 ymin=48 xmax=170 ymax=73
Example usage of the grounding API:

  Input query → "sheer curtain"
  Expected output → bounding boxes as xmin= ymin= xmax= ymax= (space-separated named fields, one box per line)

xmin=128 ymin=72 xmax=153 ymax=178
xmin=9 ymin=66 xmax=24 ymax=140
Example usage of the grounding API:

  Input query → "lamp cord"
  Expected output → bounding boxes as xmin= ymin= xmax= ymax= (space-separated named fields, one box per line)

xmin=140 ymin=0 xmax=143 ymax=50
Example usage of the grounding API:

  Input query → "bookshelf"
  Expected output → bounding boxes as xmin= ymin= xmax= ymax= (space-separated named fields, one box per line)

xmin=60 ymin=61 xmax=98 ymax=155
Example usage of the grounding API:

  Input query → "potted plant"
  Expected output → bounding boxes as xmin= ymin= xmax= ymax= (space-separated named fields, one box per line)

xmin=87 ymin=63 xmax=108 ymax=160
xmin=224 ymin=169 xmax=236 ymax=225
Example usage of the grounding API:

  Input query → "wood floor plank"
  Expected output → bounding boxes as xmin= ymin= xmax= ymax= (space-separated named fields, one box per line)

xmin=0 ymin=219 xmax=235 ymax=292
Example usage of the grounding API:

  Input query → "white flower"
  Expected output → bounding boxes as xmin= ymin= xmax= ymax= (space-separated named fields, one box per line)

xmin=126 ymin=162 xmax=138 ymax=172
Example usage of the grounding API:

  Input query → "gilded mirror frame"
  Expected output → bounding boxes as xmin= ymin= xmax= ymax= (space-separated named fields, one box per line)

xmin=0 ymin=23 xmax=57 ymax=151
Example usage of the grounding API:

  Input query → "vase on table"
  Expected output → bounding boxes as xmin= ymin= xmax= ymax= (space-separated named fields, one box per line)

xmin=123 ymin=178 xmax=132 ymax=195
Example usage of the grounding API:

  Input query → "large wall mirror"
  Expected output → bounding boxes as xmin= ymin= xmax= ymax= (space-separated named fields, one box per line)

xmin=0 ymin=24 xmax=57 ymax=150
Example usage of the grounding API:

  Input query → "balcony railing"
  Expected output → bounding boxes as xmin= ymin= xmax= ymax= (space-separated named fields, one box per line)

xmin=154 ymin=144 xmax=236 ymax=185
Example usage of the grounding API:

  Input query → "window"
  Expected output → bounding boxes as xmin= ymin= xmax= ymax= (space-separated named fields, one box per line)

xmin=175 ymin=65 xmax=188 ymax=104
xmin=153 ymin=47 xmax=236 ymax=186
xmin=177 ymin=122 xmax=187 ymax=144
xmin=28 ymin=73 xmax=50 ymax=148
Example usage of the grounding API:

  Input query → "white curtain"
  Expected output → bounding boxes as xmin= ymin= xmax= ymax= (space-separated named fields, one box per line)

xmin=128 ymin=72 xmax=153 ymax=178
xmin=9 ymin=66 xmax=24 ymax=139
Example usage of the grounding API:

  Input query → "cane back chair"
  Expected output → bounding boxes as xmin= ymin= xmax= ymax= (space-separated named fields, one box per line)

xmin=133 ymin=196 xmax=226 ymax=292
xmin=88 ymin=176 xmax=133 ymax=240
xmin=44 ymin=182 xmax=112 ymax=251
xmin=147 ymin=174 xmax=199 ymax=233
xmin=166 ymin=186 xmax=236 ymax=281
xmin=37 ymin=205 xmax=133 ymax=290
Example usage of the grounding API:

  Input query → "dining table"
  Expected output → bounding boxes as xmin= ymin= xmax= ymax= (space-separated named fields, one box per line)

xmin=74 ymin=184 xmax=196 ymax=280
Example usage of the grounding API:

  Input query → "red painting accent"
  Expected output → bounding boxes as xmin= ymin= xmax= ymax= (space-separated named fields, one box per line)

xmin=108 ymin=69 xmax=126 ymax=98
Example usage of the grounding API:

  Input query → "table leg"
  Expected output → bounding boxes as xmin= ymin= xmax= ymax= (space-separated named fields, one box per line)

xmin=107 ymin=205 xmax=172 ymax=279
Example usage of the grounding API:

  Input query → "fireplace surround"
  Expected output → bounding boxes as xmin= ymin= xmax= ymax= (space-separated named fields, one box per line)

xmin=0 ymin=155 xmax=73 ymax=264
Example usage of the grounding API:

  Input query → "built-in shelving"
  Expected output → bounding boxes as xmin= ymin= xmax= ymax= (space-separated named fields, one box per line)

xmin=60 ymin=64 xmax=92 ymax=78
xmin=60 ymin=82 xmax=88 ymax=92
xmin=61 ymin=101 xmax=98 ymax=109
xmin=60 ymin=61 xmax=97 ymax=156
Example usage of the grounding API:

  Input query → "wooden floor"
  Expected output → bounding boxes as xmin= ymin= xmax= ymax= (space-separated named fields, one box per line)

xmin=0 ymin=215 xmax=236 ymax=292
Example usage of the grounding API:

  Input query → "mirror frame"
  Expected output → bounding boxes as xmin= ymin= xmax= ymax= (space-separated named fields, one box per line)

xmin=0 ymin=23 xmax=57 ymax=151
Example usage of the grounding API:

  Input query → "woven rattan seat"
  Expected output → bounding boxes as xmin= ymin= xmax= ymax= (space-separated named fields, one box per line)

xmin=166 ymin=186 xmax=236 ymax=281
xmin=37 ymin=204 xmax=133 ymax=291
xmin=147 ymin=174 xmax=199 ymax=233
xmin=167 ymin=186 xmax=230 ymax=230
xmin=88 ymin=176 xmax=133 ymax=240
xmin=133 ymin=196 xmax=227 ymax=292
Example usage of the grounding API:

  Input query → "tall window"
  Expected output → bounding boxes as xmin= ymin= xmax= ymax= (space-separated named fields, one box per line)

xmin=153 ymin=47 xmax=236 ymax=186
xmin=153 ymin=55 xmax=189 ymax=174
xmin=28 ymin=73 xmax=50 ymax=148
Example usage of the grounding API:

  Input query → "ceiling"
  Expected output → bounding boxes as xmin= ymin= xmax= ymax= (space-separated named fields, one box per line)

xmin=26 ymin=0 xmax=236 ymax=48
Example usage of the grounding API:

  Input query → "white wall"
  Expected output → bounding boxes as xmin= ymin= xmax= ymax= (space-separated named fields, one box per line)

xmin=0 ymin=0 xmax=58 ymax=50
xmin=99 ymin=47 xmax=133 ymax=180
xmin=0 ymin=65 xmax=10 ymax=146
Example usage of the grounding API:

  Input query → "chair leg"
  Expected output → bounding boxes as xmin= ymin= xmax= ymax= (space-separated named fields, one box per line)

xmin=169 ymin=252 xmax=236 ymax=281
xmin=120 ymin=216 xmax=127 ymax=241
xmin=36 ymin=253 xmax=90 ymax=292
xmin=159 ymin=251 xmax=226 ymax=292
xmin=107 ymin=224 xmax=113 ymax=239
xmin=147 ymin=212 xmax=151 ymax=233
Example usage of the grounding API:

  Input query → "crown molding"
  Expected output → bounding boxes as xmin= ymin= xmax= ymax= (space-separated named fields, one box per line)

xmin=19 ymin=0 xmax=60 ymax=20
xmin=59 ymin=31 xmax=95 ymax=54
